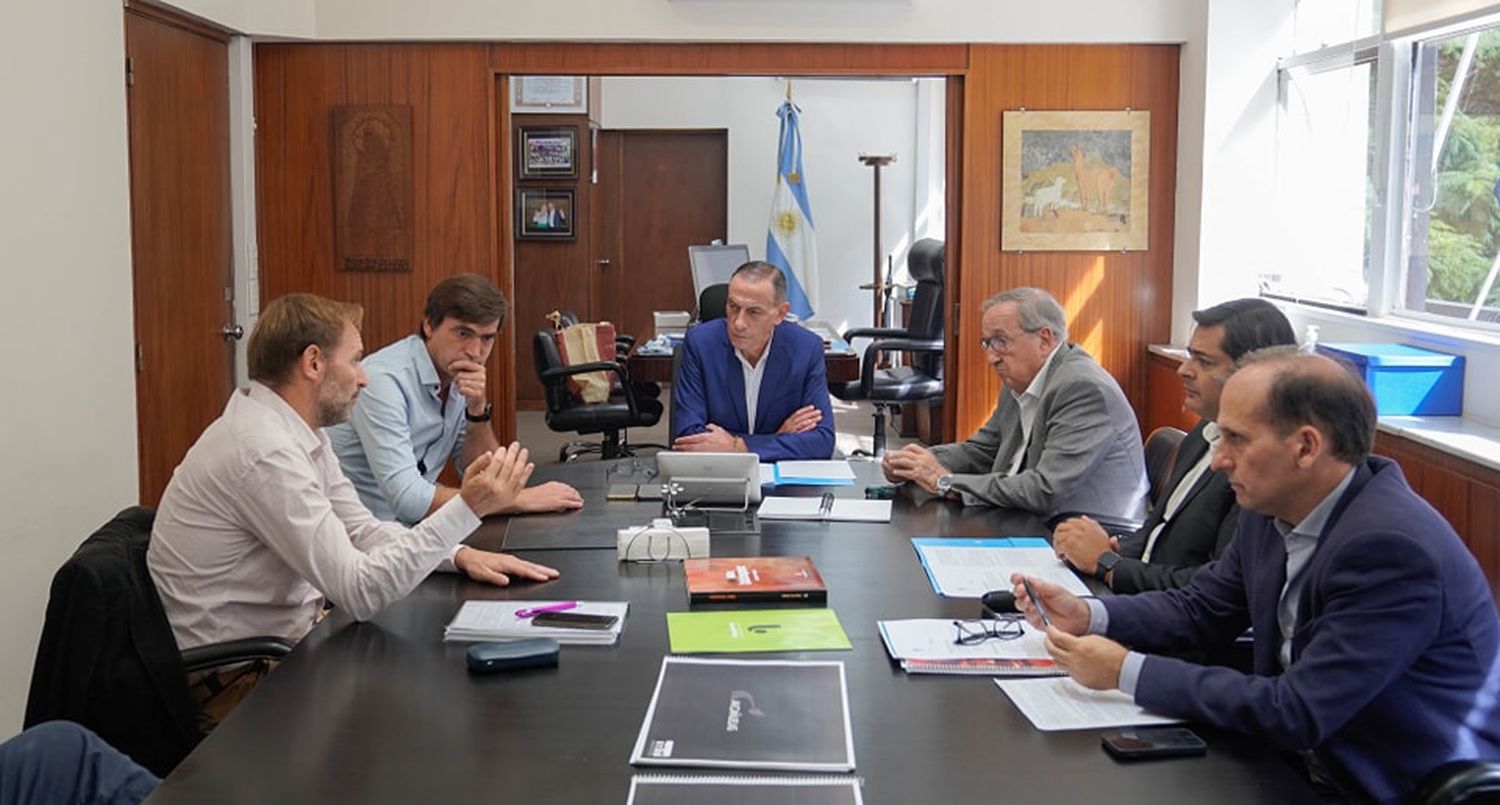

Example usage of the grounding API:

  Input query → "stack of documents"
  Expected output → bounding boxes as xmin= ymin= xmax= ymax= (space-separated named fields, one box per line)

xmin=756 ymin=495 xmax=891 ymax=523
xmin=877 ymin=618 xmax=1062 ymax=676
xmin=910 ymin=537 xmax=1090 ymax=598
xmin=443 ymin=600 xmax=629 ymax=646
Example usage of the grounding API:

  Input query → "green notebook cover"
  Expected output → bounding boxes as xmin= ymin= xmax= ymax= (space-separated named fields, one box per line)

xmin=666 ymin=609 xmax=853 ymax=654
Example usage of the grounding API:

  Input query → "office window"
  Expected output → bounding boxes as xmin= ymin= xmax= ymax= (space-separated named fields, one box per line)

xmin=1271 ymin=55 xmax=1379 ymax=311
xmin=1404 ymin=25 xmax=1500 ymax=324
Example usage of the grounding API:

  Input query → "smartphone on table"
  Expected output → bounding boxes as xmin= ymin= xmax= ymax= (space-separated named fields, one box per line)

xmin=531 ymin=611 xmax=619 ymax=630
xmin=1101 ymin=727 xmax=1207 ymax=761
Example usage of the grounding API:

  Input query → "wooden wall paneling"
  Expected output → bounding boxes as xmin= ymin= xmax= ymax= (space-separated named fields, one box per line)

xmin=1375 ymin=430 xmax=1500 ymax=600
xmin=1144 ymin=351 xmax=1199 ymax=436
xmin=942 ymin=75 xmax=966 ymax=443
xmin=490 ymin=43 xmax=967 ymax=76
xmin=954 ymin=45 xmax=1179 ymax=441
xmin=510 ymin=113 xmax=594 ymax=409
xmin=254 ymin=44 xmax=510 ymax=440
xmin=492 ymin=75 xmax=515 ymax=444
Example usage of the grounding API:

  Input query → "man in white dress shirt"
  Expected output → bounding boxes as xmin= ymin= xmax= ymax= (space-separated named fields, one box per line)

xmin=148 ymin=293 xmax=558 ymax=726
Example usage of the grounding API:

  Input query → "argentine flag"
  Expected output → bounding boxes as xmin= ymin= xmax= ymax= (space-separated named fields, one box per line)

xmin=766 ymin=100 xmax=818 ymax=321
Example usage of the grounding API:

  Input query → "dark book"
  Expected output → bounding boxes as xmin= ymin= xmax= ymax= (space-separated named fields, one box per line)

xmin=684 ymin=556 xmax=827 ymax=604
xmin=629 ymin=657 xmax=855 ymax=772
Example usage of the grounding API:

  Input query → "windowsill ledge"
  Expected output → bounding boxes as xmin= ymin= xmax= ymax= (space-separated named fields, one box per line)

xmin=1148 ymin=343 xmax=1500 ymax=473
xmin=1376 ymin=416 xmax=1500 ymax=474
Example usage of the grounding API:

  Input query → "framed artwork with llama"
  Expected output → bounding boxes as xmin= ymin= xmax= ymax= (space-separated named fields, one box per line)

xmin=1000 ymin=110 xmax=1150 ymax=251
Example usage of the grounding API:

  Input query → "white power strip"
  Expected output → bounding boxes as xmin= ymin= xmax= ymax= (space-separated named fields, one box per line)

xmin=617 ymin=518 xmax=710 ymax=562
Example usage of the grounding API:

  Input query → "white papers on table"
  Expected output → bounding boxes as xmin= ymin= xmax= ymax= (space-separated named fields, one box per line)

xmin=759 ymin=464 xmax=777 ymax=486
xmin=994 ymin=677 xmax=1182 ymax=732
xmin=776 ymin=461 xmax=856 ymax=481
xmin=757 ymin=497 xmax=892 ymax=522
xmin=443 ymin=600 xmax=629 ymax=645
xmin=877 ymin=618 xmax=1063 ymax=676
xmin=910 ymin=537 xmax=1090 ymax=598
xmin=878 ymin=618 xmax=1049 ymax=661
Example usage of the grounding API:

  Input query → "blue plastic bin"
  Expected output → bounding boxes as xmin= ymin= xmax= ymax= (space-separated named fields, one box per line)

xmin=1314 ymin=343 xmax=1465 ymax=416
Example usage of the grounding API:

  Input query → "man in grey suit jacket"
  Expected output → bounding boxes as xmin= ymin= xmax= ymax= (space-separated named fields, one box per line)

xmin=883 ymin=287 xmax=1147 ymax=523
xmin=1054 ymin=298 xmax=1297 ymax=593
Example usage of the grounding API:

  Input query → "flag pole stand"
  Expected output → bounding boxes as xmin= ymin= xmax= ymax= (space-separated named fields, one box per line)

xmin=857 ymin=153 xmax=897 ymax=364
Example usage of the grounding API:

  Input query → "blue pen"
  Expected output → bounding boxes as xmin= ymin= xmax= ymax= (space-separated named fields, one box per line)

xmin=515 ymin=601 xmax=578 ymax=619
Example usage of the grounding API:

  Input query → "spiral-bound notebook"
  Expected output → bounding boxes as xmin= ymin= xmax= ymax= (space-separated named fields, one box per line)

xmin=877 ymin=618 xmax=1064 ymax=677
xmin=627 ymin=775 xmax=863 ymax=805
xmin=629 ymin=657 xmax=855 ymax=772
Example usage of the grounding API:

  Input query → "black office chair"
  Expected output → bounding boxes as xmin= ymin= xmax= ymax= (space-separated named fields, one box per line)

xmin=24 ymin=506 xmax=292 ymax=777
xmin=1144 ymin=426 xmax=1187 ymax=506
xmin=830 ymin=238 xmax=946 ymax=455
xmin=1412 ymin=761 xmax=1500 ymax=804
xmin=697 ymin=283 xmax=729 ymax=323
xmin=534 ymin=330 xmax=665 ymax=462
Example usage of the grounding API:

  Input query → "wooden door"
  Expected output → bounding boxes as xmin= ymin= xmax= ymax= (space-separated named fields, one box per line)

xmin=125 ymin=7 xmax=235 ymax=507
xmin=592 ymin=130 xmax=728 ymax=343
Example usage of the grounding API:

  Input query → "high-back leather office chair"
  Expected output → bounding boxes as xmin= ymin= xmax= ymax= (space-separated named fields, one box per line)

xmin=1412 ymin=760 xmax=1500 ymax=804
xmin=533 ymin=330 xmax=664 ymax=461
xmin=1144 ymin=426 xmax=1187 ymax=506
xmin=830 ymin=238 xmax=945 ymax=455
xmin=697 ymin=283 xmax=729 ymax=323
xmin=25 ymin=507 xmax=292 ymax=777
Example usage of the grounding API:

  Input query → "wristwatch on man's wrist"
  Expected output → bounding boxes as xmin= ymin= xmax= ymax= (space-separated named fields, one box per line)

xmin=464 ymin=403 xmax=493 ymax=423
xmin=1094 ymin=550 xmax=1122 ymax=582
xmin=935 ymin=474 xmax=953 ymax=495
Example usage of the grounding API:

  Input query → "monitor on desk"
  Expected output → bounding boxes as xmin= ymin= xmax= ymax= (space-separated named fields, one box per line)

xmin=687 ymin=243 xmax=751 ymax=305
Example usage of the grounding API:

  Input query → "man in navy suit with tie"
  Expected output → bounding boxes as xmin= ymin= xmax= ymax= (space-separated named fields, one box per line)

xmin=1015 ymin=349 xmax=1500 ymax=802
xmin=670 ymin=261 xmax=834 ymax=462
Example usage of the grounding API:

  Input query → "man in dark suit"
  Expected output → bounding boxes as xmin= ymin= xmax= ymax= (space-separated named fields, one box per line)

xmin=1015 ymin=349 xmax=1500 ymax=803
xmin=670 ymin=261 xmax=834 ymax=462
xmin=883 ymin=286 xmax=1147 ymax=523
xmin=1053 ymin=298 xmax=1296 ymax=592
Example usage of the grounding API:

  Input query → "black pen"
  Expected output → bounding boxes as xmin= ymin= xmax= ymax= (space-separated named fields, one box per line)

xmin=1021 ymin=578 xmax=1052 ymax=628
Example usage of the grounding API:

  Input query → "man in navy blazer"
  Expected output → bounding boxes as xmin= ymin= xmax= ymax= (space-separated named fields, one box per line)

xmin=670 ymin=261 xmax=834 ymax=462
xmin=1016 ymin=349 xmax=1500 ymax=803
xmin=1053 ymin=298 xmax=1297 ymax=592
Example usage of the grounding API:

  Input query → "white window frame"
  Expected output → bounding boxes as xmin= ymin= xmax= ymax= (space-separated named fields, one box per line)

xmin=1275 ymin=7 xmax=1500 ymax=338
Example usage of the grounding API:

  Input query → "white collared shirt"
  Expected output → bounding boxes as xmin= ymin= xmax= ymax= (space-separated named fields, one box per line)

xmin=735 ymin=327 xmax=775 ymax=432
xmin=1007 ymin=343 xmax=1065 ymax=475
xmin=1273 ymin=467 xmax=1357 ymax=669
xmin=147 ymin=382 xmax=481 ymax=650
xmin=1142 ymin=422 xmax=1220 ymax=562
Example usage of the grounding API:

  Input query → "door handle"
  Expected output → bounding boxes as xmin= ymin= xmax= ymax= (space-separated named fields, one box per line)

xmin=594 ymin=259 xmax=611 ymax=267
xmin=221 ymin=324 xmax=245 ymax=341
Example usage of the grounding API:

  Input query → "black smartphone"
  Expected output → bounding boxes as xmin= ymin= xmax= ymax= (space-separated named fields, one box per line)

xmin=1101 ymin=727 xmax=1207 ymax=761
xmin=532 ymin=611 xmax=620 ymax=630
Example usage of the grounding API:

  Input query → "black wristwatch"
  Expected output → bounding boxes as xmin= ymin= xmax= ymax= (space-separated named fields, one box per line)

xmin=464 ymin=403 xmax=493 ymax=423
xmin=1094 ymin=550 xmax=1121 ymax=582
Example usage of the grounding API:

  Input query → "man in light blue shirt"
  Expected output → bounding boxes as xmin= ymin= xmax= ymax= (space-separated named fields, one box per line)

xmin=331 ymin=275 xmax=582 ymax=530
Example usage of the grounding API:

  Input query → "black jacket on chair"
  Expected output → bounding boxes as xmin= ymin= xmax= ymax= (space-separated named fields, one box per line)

xmin=1110 ymin=420 xmax=1239 ymax=593
xmin=24 ymin=506 xmax=202 ymax=777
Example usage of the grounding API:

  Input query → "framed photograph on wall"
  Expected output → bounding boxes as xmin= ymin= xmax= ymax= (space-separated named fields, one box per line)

xmin=517 ymin=126 xmax=579 ymax=180
xmin=511 ymin=76 xmax=587 ymax=114
xmin=517 ymin=188 xmax=576 ymax=240
xmin=1000 ymin=110 xmax=1150 ymax=251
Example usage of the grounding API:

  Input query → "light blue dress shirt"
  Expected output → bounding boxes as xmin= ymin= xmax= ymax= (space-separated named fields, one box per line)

xmin=329 ymin=335 xmax=468 ymax=526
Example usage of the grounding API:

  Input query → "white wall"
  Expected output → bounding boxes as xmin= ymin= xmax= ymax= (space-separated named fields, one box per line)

xmin=308 ymin=0 xmax=1197 ymax=43
xmin=599 ymin=76 xmax=939 ymax=335
xmin=0 ymin=4 xmax=139 ymax=730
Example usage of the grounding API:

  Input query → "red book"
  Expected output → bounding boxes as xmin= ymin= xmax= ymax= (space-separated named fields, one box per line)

xmin=684 ymin=556 xmax=828 ymax=604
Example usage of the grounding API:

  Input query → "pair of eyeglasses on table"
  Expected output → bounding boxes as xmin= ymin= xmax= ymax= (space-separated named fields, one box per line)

xmin=952 ymin=614 xmax=1025 ymax=645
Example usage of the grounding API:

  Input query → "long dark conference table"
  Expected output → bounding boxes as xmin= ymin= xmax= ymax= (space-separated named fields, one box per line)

xmin=151 ymin=459 xmax=1320 ymax=803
